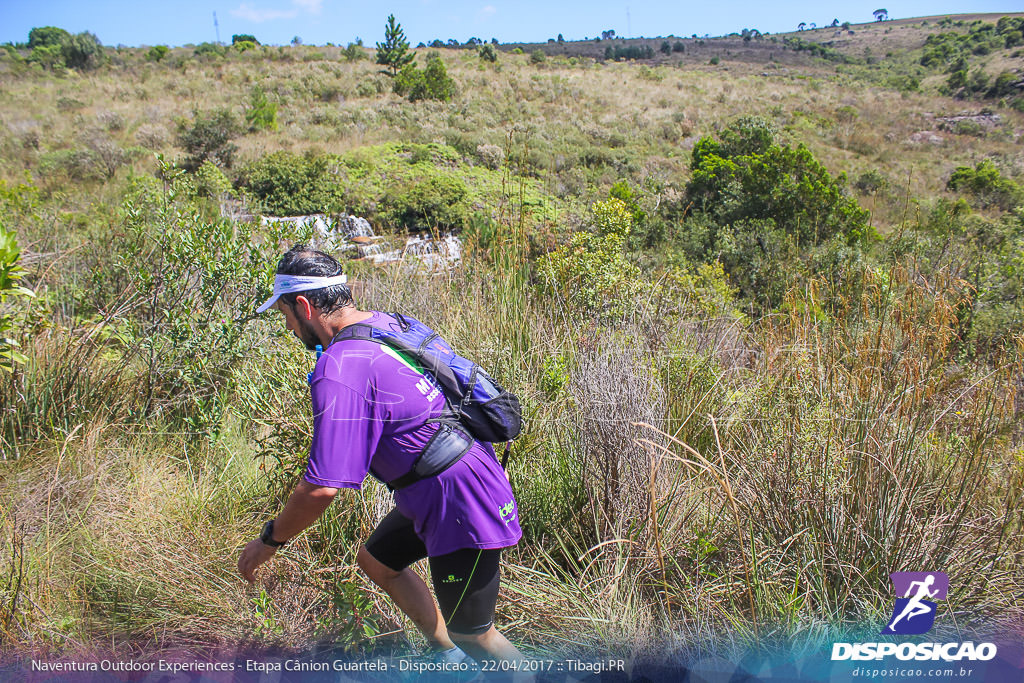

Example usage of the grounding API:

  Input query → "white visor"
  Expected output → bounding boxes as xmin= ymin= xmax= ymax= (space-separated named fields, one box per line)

xmin=256 ymin=273 xmax=349 ymax=313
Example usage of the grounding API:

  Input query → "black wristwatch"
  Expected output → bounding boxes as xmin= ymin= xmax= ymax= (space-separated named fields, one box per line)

xmin=260 ymin=519 xmax=287 ymax=548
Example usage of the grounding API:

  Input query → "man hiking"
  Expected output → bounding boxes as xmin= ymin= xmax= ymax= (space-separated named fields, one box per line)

xmin=237 ymin=245 xmax=526 ymax=667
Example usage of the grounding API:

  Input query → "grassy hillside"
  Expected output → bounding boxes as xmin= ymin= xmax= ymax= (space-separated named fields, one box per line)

xmin=0 ymin=13 xmax=1022 ymax=663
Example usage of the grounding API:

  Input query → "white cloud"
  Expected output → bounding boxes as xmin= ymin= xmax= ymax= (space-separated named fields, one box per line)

xmin=292 ymin=0 xmax=323 ymax=14
xmin=478 ymin=5 xmax=496 ymax=19
xmin=230 ymin=0 xmax=323 ymax=23
xmin=230 ymin=3 xmax=297 ymax=22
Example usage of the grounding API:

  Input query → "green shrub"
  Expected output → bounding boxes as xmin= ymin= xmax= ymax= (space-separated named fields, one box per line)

xmin=238 ymin=151 xmax=345 ymax=216
xmin=343 ymin=42 xmax=366 ymax=62
xmin=231 ymin=34 xmax=259 ymax=45
xmin=530 ymin=49 xmax=546 ymax=64
xmin=193 ymin=160 xmax=233 ymax=199
xmin=393 ymin=53 xmax=454 ymax=102
xmin=708 ymin=56 xmax=720 ymax=65
xmin=245 ymin=86 xmax=278 ymax=132
xmin=146 ymin=45 xmax=169 ymax=62
xmin=537 ymin=198 xmax=641 ymax=315
xmin=682 ymin=116 xmax=871 ymax=307
xmin=176 ymin=109 xmax=240 ymax=171
xmin=478 ymin=43 xmax=498 ymax=62
xmin=61 ymin=31 xmax=104 ymax=70
xmin=38 ymin=148 xmax=106 ymax=182
xmin=686 ymin=116 xmax=869 ymax=248
xmin=28 ymin=26 xmax=70 ymax=49
xmin=193 ymin=42 xmax=226 ymax=58
xmin=0 ymin=224 xmax=32 ymax=374
xmin=382 ymin=174 xmax=468 ymax=228
xmin=512 ymin=47 xmax=524 ymax=55
xmin=947 ymin=159 xmax=1023 ymax=210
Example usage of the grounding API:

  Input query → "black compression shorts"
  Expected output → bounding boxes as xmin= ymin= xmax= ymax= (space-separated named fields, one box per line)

xmin=364 ymin=508 xmax=503 ymax=635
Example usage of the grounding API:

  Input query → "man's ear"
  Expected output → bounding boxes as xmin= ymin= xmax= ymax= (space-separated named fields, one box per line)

xmin=295 ymin=295 xmax=315 ymax=320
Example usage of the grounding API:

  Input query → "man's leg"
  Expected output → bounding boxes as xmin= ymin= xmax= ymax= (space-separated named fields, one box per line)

xmin=360 ymin=509 xmax=454 ymax=651
xmin=429 ymin=548 xmax=527 ymax=664
xmin=357 ymin=545 xmax=454 ymax=650
xmin=448 ymin=624 xmax=525 ymax=662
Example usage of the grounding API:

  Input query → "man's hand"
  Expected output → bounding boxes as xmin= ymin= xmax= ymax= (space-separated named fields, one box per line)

xmin=238 ymin=538 xmax=279 ymax=583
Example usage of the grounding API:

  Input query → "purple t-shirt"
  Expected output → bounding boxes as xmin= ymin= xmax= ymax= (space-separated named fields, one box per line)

xmin=303 ymin=311 xmax=522 ymax=556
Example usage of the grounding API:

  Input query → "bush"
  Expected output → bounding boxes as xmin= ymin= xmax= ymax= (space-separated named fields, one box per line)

xmin=530 ymin=49 xmax=546 ymax=64
xmin=193 ymin=160 xmax=233 ymax=199
xmin=0 ymin=225 xmax=31 ymax=374
xmin=687 ymin=116 xmax=869 ymax=247
xmin=193 ymin=42 xmax=226 ymax=58
xmin=231 ymin=34 xmax=259 ymax=45
xmin=61 ymin=31 xmax=104 ymax=70
xmin=239 ymin=151 xmax=345 ymax=216
xmin=383 ymin=174 xmax=468 ymax=228
xmin=343 ymin=42 xmax=366 ymax=62
xmin=176 ymin=109 xmax=240 ymax=171
xmin=245 ymin=86 xmax=278 ymax=132
xmin=683 ymin=116 xmax=871 ymax=307
xmin=28 ymin=26 xmax=70 ymax=49
xmin=478 ymin=43 xmax=498 ymax=62
xmin=25 ymin=27 xmax=103 ymax=70
xmin=947 ymin=159 xmax=1023 ymax=210
xmin=393 ymin=53 xmax=455 ymax=102
xmin=146 ymin=45 xmax=169 ymax=62
xmin=537 ymin=198 xmax=642 ymax=315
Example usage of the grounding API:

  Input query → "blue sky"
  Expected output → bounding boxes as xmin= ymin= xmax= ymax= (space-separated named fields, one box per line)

xmin=1 ymin=0 xmax=1020 ymax=47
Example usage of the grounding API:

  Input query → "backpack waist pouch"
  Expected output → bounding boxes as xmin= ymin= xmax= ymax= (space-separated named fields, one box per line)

xmin=387 ymin=421 xmax=473 ymax=491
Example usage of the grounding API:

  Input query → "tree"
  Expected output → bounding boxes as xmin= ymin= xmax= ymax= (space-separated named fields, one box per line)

xmin=146 ymin=45 xmax=169 ymax=62
xmin=478 ymin=43 xmax=498 ymax=62
xmin=557 ymin=33 xmax=565 ymax=43
xmin=231 ymin=34 xmax=259 ymax=45
xmin=798 ymin=23 xmax=807 ymax=31
xmin=291 ymin=35 xmax=302 ymax=46
xmin=61 ymin=32 xmax=104 ymax=70
xmin=376 ymin=14 xmax=415 ymax=76
xmin=873 ymin=9 xmax=888 ymax=22
xmin=28 ymin=26 xmax=70 ymax=49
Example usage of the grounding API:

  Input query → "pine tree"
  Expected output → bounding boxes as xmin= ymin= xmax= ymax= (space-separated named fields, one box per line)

xmin=376 ymin=14 xmax=415 ymax=77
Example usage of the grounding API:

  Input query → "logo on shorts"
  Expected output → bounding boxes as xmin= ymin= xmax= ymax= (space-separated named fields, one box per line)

xmin=882 ymin=572 xmax=948 ymax=635
xmin=442 ymin=574 xmax=462 ymax=584
xmin=499 ymin=500 xmax=515 ymax=518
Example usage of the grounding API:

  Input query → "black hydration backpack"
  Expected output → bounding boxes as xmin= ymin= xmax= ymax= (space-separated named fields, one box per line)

xmin=331 ymin=312 xmax=522 ymax=489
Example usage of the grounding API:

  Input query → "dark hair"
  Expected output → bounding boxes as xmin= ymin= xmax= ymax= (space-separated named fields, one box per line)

xmin=275 ymin=244 xmax=354 ymax=313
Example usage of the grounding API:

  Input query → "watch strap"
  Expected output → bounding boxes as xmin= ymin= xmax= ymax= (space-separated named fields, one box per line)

xmin=260 ymin=519 xmax=286 ymax=548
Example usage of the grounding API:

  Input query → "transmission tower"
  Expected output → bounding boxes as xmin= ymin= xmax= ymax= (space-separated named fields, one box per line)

xmin=213 ymin=11 xmax=221 ymax=44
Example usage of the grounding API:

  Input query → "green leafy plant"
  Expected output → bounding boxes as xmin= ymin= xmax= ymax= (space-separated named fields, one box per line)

xmin=176 ymin=109 xmax=240 ymax=171
xmin=0 ymin=225 xmax=32 ymax=374
xmin=537 ymin=198 xmax=641 ymax=315
xmin=145 ymin=45 xmax=169 ymax=62
xmin=947 ymin=159 xmax=1023 ymax=210
xmin=478 ymin=43 xmax=498 ymax=62
xmin=239 ymin=151 xmax=345 ymax=216
xmin=393 ymin=53 xmax=454 ymax=102
xmin=245 ymin=86 xmax=278 ymax=132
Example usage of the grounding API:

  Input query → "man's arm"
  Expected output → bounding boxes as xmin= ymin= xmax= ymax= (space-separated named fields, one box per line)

xmin=237 ymin=480 xmax=339 ymax=583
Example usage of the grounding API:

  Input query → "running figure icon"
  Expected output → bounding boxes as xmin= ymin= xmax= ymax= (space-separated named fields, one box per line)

xmin=882 ymin=571 xmax=949 ymax=635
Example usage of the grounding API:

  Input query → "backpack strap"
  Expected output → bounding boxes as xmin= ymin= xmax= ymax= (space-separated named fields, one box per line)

xmin=329 ymin=313 xmax=474 ymax=490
